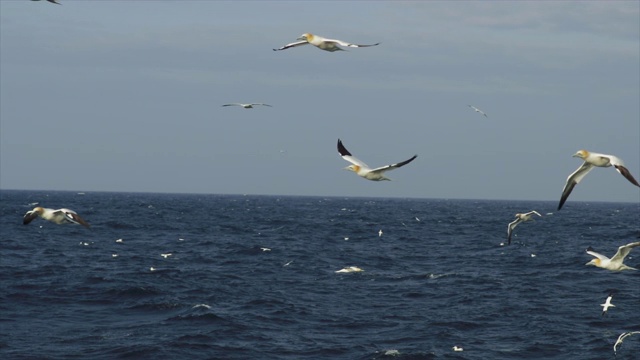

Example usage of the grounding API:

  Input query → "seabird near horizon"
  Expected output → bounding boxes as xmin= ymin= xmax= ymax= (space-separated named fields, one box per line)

xmin=222 ymin=103 xmax=272 ymax=109
xmin=23 ymin=206 xmax=90 ymax=228
xmin=601 ymin=293 xmax=615 ymax=316
xmin=585 ymin=241 xmax=640 ymax=271
xmin=506 ymin=211 xmax=541 ymax=245
xmin=558 ymin=150 xmax=640 ymax=210
xmin=467 ymin=105 xmax=487 ymax=117
xmin=337 ymin=139 xmax=417 ymax=181
xmin=31 ymin=0 xmax=61 ymax=4
xmin=274 ymin=33 xmax=379 ymax=52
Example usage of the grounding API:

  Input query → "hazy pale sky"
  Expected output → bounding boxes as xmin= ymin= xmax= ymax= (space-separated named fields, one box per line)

xmin=1 ymin=1 xmax=639 ymax=203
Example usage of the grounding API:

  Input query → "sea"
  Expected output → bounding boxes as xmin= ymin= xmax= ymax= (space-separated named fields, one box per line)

xmin=0 ymin=189 xmax=638 ymax=360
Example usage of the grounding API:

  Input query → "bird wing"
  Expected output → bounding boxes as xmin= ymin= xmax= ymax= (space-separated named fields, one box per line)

xmin=222 ymin=103 xmax=243 ymax=107
xmin=611 ymin=241 xmax=640 ymax=262
xmin=558 ymin=162 xmax=595 ymax=210
xmin=507 ymin=218 xmax=523 ymax=244
xmin=613 ymin=165 xmax=640 ymax=187
xmin=369 ymin=155 xmax=418 ymax=173
xmin=525 ymin=210 xmax=542 ymax=217
xmin=23 ymin=210 xmax=38 ymax=225
xmin=251 ymin=103 xmax=272 ymax=107
xmin=273 ymin=40 xmax=309 ymax=51
xmin=337 ymin=139 xmax=370 ymax=168
xmin=586 ymin=246 xmax=609 ymax=261
xmin=60 ymin=209 xmax=91 ymax=228
xmin=326 ymin=38 xmax=380 ymax=48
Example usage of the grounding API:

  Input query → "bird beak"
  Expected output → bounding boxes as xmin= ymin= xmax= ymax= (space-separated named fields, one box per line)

xmin=297 ymin=36 xmax=307 ymax=41
xmin=585 ymin=261 xmax=593 ymax=266
xmin=343 ymin=166 xmax=352 ymax=171
xmin=572 ymin=152 xmax=581 ymax=158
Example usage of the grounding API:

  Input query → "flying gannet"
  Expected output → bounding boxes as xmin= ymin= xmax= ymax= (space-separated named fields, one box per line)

xmin=222 ymin=103 xmax=272 ymax=109
xmin=601 ymin=293 xmax=615 ymax=316
xmin=335 ymin=266 xmax=364 ymax=273
xmin=23 ymin=206 xmax=90 ymax=228
xmin=467 ymin=105 xmax=487 ymax=117
xmin=558 ymin=150 xmax=640 ymax=210
xmin=31 ymin=0 xmax=61 ymax=4
xmin=274 ymin=33 xmax=380 ymax=52
xmin=614 ymin=331 xmax=640 ymax=355
xmin=585 ymin=241 xmax=640 ymax=271
xmin=337 ymin=139 xmax=417 ymax=181
xmin=506 ymin=210 xmax=541 ymax=245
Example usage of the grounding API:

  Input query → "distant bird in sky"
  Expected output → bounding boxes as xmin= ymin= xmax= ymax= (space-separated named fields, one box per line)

xmin=32 ymin=0 xmax=61 ymax=4
xmin=585 ymin=241 xmax=640 ymax=271
xmin=601 ymin=293 xmax=615 ymax=316
xmin=222 ymin=103 xmax=272 ymax=109
xmin=614 ymin=331 xmax=640 ymax=355
xmin=23 ymin=206 xmax=90 ymax=228
xmin=506 ymin=210 xmax=541 ymax=245
xmin=274 ymin=33 xmax=380 ymax=52
xmin=337 ymin=139 xmax=417 ymax=181
xmin=558 ymin=150 xmax=640 ymax=210
xmin=467 ymin=105 xmax=487 ymax=117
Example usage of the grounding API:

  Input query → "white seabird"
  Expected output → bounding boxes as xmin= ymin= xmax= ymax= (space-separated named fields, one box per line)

xmin=614 ymin=331 xmax=640 ymax=355
xmin=452 ymin=346 xmax=464 ymax=352
xmin=558 ymin=150 xmax=640 ymax=210
xmin=274 ymin=33 xmax=380 ymax=52
xmin=601 ymin=293 xmax=615 ymax=316
xmin=32 ymin=0 xmax=61 ymax=4
xmin=506 ymin=210 xmax=541 ymax=245
xmin=23 ymin=206 xmax=90 ymax=228
xmin=160 ymin=253 xmax=173 ymax=258
xmin=467 ymin=105 xmax=487 ymax=117
xmin=222 ymin=103 xmax=272 ymax=109
xmin=585 ymin=241 xmax=640 ymax=271
xmin=335 ymin=266 xmax=364 ymax=273
xmin=337 ymin=139 xmax=417 ymax=181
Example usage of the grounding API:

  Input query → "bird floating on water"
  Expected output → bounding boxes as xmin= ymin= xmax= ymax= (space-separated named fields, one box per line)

xmin=274 ymin=33 xmax=380 ymax=52
xmin=23 ymin=206 xmax=90 ymax=228
xmin=558 ymin=150 xmax=639 ymax=210
xmin=585 ymin=241 xmax=640 ymax=271
xmin=506 ymin=210 xmax=541 ymax=245
xmin=335 ymin=266 xmax=364 ymax=273
xmin=337 ymin=139 xmax=417 ymax=181
xmin=222 ymin=103 xmax=272 ymax=109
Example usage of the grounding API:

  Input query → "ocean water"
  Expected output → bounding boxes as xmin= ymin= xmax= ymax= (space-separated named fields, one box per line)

xmin=0 ymin=190 xmax=638 ymax=360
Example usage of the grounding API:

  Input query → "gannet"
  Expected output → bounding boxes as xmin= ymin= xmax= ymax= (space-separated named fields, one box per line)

xmin=222 ymin=103 xmax=272 ymax=109
xmin=558 ymin=150 xmax=640 ymax=210
xmin=452 ymin=346 xmax=464 ymax=352
xmin=335 ymin=266 xmax=364 ymax=273
xmin=506 ymin=210 xmax=541 ymax=245
xmin=337 ymin=139 xmax=417 ymax=181
xmin=31 ymin=0 xmax=61 ymax=4
xmin=614 ymin=331 xmax=640 ymax=355
xmin=467 ymin=105 xmax=487 ymax=117
xmin=585 ymin=241 xmax=640 ymax=271
xmin=160 ymin=253 xmax=173 ymax=258
xmin=274 ymin=33 xmax=380 ymax=52
xmin=23 ymin=206 xmax=90 ymax=228
xmin=601 ymin=293 xmax=615 ymax=316
xmin=378 ymin=229 xmax=383 ymax=237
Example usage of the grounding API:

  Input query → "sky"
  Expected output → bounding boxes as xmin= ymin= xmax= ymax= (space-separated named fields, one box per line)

xmin=1 ymin=1 xmax=639 ymax=203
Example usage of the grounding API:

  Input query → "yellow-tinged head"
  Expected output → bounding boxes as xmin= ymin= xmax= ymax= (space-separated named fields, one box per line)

xmin=33 ymin=206 xmax=45 ymax=214
xmin=573 ymin=150 xmax=589 ymax=159
xmin=297 ymin=33 xmax=314 ymax=42
xmin=586 ymin=258 xmax=601 ymax=267
xmin=344 ymin=165 xmax=360 ymax=173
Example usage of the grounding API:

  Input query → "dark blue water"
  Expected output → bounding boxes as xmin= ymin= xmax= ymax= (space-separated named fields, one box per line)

xmin=1 ymin=190 xmax=639 ymax=359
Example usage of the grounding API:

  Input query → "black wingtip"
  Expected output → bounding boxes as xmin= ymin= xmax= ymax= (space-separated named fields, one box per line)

xmin=337 ymin=139 xmax=351 ymax=157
